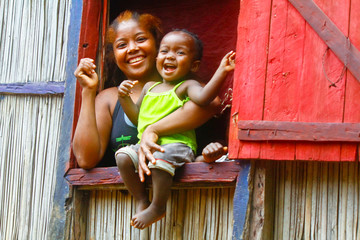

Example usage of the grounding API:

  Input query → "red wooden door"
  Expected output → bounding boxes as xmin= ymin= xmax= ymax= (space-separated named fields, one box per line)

xmin=229 ymin=0 xmax=360 ymax=161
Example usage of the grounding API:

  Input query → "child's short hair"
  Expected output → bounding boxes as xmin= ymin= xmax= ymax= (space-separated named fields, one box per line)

xmin=171 ymin=29 xmax=203 ymax=61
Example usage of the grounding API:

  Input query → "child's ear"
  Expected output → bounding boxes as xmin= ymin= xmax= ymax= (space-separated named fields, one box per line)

xmin=190 ymin=60 xmax=201 ymax=73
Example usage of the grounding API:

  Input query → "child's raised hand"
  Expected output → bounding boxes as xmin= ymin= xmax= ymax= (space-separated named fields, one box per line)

xmin=118 ymin=80 xmax=139 ymax=98
xmin=221 ymin=50 xmax=236 ymax=72
xmin=74 ymin=58 xmax=99 ymax=90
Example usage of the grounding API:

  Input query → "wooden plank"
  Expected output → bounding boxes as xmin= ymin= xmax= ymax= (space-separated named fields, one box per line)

xmin=47 ymin=0 xmax=82 ymax=239
xmin=232 ymin=161 xmax=251 ymax=239
xmin=71 ymin=0 xmax=103 ymax=166
xmin=65 ymin=161 xmax=242 ymax=186
xmin=228 ymin=0 xmax=272 ymax=159
xmin=293 ymin=0 xmax=350 ymax=162
xmin=0 ymin=81 xmax=65 ymax=95
xmin=259 ymin=0 xmax=304 ymax=161
xmin=342 ymin=0 xmax=360 ymax=161
xmin=238 ymin=121 xmax=360 ymax=142
xmin=288 ymin=0 xmax=360 ymax=82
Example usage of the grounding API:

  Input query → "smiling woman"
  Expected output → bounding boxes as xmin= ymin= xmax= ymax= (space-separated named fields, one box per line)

xmin=72 ymin=11 xmax=163 ymax=169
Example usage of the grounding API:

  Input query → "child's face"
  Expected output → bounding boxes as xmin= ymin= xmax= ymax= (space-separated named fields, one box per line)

xmin=113 ymin=19 xmax=158 ymax=80
xmin=156 ymin=31 xmax=200 ymax=82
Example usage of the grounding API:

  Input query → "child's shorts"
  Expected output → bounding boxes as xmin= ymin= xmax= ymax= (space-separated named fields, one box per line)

xmin=115 ymin=142 xmax=195 ymax=176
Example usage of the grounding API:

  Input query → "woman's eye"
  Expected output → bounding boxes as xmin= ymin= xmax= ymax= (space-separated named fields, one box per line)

xmin=137 ymin=37 xmax=147 ymax=43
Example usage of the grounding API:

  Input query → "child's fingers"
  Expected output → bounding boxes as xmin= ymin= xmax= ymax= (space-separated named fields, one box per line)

xmin=118 ymin=80 xmax=139 ymax=96
xmin=122 ymin=80 xmax=138 ymax=90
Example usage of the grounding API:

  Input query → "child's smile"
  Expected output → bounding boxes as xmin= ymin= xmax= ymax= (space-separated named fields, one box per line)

xmin=156 ymin=31 xmax=199 ymax=82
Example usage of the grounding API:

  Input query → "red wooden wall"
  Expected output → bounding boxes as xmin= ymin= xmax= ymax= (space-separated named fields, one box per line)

xmin=229 ymin=0 xmax=360 ymax=161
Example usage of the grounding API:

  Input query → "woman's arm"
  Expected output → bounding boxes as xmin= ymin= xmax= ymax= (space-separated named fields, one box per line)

xmin=137 ymin=98 xmax=221 ymax=181
xmin=72 ymin=58 xmax=114 ymax=169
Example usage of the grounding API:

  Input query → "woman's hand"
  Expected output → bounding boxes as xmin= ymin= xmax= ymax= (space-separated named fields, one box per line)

xmin=196 ymin=142 xmax=228 ymax=163
xmin=137 ymin=127 xmax=165 ymax=182
xmin=74 ymin=58 xmax=99 ymax=91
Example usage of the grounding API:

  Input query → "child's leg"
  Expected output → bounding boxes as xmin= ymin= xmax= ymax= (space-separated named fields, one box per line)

xmin=116 ymin=153 xmax=150 ymax=212
xmin=131 ymin=168 xmax=173 ymax=229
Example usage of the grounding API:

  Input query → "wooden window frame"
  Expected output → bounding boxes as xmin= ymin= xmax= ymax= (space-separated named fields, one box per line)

xmin=64 ymin=0 xmax=244 ymax=188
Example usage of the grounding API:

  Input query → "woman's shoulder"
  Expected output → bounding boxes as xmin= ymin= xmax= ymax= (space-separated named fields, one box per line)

xmin=95 ymin=87 xmax=118 ymax=112
xmin=96 ymin=87 xmax=118 ymax=100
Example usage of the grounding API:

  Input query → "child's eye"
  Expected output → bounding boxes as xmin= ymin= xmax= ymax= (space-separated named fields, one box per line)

xmin=177 ymin=51 xmax=185 ymax=55
xmin=160 ymin=49 xmax=168 ymax=54
xmin=116 ymin=42 xmax=127 ymax=49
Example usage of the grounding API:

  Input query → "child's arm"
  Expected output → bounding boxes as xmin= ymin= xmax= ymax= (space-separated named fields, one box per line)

xmin=187 ymin=51 xmax=236 ymax=106
xmin=117 ymin=80 xmax=140 ymax=125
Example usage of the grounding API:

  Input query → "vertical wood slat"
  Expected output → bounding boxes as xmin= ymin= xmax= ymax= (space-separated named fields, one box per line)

xmin=0 ymin=0 xmax=70 ymax=240
xmin=272 ymin=161 xmax=360 ymax=239
xmin=342 ymin=0 xmax=360 ymax=161
xmin=0 ymin=1 xmax=68 ymax=84
xmin=84 ymin=188 xmax=235 ymax=239
xmin=229 ymin=0 xmax=272 ymax=159
xmin=70 ymin=0 xmax=103 ymax=168
xmin=0 ymin=95 xmax=63 ymax=240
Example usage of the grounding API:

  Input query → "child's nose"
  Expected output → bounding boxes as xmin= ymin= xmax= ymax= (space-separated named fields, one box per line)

xmin=165 ymin=53 xmax=175 ymax=60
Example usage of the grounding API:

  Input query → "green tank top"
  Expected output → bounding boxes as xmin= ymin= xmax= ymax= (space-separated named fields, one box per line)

xmin=137 ymin=81 xmax=197 ymax=152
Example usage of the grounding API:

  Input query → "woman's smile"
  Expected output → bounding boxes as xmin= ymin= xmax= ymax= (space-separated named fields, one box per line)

xmin=128 ymin=55 xmax=145 ymax=64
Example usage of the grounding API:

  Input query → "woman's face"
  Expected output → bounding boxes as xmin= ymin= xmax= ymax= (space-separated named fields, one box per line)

xmin=113 ymin=19 xmax=157 ymax=80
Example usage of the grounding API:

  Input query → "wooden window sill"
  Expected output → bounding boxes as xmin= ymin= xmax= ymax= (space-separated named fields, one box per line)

xmin=65 ymin=161 xmax=243 ymax=190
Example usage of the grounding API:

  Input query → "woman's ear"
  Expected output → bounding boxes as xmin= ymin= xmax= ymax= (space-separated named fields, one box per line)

xmin=190 ymin=60 xmax=201 ymax=73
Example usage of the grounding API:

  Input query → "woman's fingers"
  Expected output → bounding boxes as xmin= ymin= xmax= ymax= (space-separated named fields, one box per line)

xmin=202 ymin=142 xmax=227 ymax=162
xmin=74 ymin=58 xmax=99 ymax=89
xmin=75 ymin=58 xmax=96 ymax=76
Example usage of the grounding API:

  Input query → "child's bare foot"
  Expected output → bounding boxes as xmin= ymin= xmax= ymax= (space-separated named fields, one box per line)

xmin=130 ymin=204 xmax=166 ymax=229
xmin=136 ymin=199 xmax=151 ymax=213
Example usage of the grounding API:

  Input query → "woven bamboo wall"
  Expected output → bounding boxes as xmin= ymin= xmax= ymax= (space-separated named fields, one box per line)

xmin=83 ymin=188 xmax=235 ymax=240
xmin=0 ymin=0 xmax=70 ymax=239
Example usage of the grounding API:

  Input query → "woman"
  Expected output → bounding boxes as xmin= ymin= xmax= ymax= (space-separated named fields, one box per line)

xmin=72 ymin=11 xmax=219 ymax=170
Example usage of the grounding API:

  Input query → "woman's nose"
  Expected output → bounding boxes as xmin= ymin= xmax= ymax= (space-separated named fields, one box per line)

xmin=127 ymin=41 xmax=139 ymax=53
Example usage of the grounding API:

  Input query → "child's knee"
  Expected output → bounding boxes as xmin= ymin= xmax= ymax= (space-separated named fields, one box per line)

xmin=115 ymin=153 xmax=133 ymax=169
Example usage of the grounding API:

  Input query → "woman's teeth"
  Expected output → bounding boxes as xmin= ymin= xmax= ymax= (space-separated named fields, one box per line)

xmin=129 ymin=56 xmax=144 ymax=64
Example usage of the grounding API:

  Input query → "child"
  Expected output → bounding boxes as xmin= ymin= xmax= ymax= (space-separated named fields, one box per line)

xmin=115 ymin=29 xmax=235 ymax=229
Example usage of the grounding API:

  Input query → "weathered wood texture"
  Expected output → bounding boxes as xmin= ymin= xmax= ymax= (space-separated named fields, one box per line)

xmin=0 ymin=1 xmax=69 ymax=84
xmin=82 ymin=188 xmax=234 ymax=240
xmin=0 ymin=81 xmax=65 ymax=95
xmin=0 ymin=95 xmax=64 ymax=240
xmin=72 ymin=0 xmax=102 ymax=160
xmin=0 ymin=1 xmax=71 ymax=240
xmin=289 ymin=0 xmax=360 ymax=83
xmin=229 ymin=0 xmax=359 ymax=161
xmin=65 ymin=161 xmax=242 ymax=186
xmin=271 ymin=161 xmax=360 ymax=240
xmin=238 ymin=121 xmax=360 ymax=142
